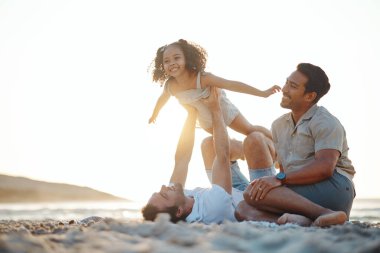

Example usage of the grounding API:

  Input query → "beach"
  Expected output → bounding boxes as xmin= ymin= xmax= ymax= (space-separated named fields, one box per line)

xmin=1 ymin=214 xmax=380 ymax=253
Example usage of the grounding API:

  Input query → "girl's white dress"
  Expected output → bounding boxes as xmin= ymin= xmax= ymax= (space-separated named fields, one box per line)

xmin=165 ymin=72 xmax=240 ymax=130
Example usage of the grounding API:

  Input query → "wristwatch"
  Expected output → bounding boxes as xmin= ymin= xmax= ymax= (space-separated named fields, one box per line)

xmin=276 ymin=172 xmax=286 ymax=184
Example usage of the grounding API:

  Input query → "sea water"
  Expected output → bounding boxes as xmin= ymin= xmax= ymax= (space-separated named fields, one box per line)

xmin=349 ymin=198 xmax=380 ymax=223
xmin=0 ymin=201 xmax=143 ymax=221
xmin=0 ymin=198 xmax=379 ymax=223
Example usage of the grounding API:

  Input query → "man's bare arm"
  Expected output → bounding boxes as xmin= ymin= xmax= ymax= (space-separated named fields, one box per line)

xmin=169 ymin=107 xmax=197 ymax=186
xmin=203 ymin=87 xmax=232 ymax=194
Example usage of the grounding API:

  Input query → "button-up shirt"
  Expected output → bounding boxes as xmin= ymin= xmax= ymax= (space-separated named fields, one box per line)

xmin=272 ymin=104 xmax=355 ymax=182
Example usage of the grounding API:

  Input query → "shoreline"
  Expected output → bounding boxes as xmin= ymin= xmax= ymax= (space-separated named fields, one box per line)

xmin=1 ymin=215 xmax=380 ymax=253
xmin=1 ymin=198 xmax=379 ymax=224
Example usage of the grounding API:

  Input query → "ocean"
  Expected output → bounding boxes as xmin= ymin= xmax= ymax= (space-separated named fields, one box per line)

xmin=0 ymin=198 xmax=379 ymax=224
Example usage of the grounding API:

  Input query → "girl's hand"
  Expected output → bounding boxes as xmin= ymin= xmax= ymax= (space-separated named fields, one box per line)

xmin=262 ymin=85 xmax=282 ymax=98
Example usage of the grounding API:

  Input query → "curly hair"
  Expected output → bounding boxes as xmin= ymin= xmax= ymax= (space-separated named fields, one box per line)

xmin=150 ymin=39 xmax=208 ymax=84
xmin=141 ymin=204 xmax=186 ymax=223
xmin=297 ymin=63 xmax=331 ymax=103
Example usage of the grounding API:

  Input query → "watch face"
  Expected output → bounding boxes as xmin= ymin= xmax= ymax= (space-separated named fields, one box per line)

xmin=276 ymin=172 xmax=286 ymax=180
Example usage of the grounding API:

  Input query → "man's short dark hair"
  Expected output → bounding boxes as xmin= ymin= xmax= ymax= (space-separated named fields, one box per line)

xmin=297 ymin=63 xmax=330 ymax=103
xmin=141 ymin=204 xmax=186 ymax=223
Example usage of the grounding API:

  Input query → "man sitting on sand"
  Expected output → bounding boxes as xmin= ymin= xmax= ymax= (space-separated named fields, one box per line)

xmin=234 ymin=63 xmax=355 ymax=226
xmin=142 ymin=75 xmax=350 ymax=226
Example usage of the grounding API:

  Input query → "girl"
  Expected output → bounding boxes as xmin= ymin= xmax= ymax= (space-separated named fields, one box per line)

xmin=148 ymin=39 xmax=280 ymax=139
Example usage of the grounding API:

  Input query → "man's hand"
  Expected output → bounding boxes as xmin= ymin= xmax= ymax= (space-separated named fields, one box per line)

xmin=148 ymin=115 xmax=157 ymax=124
xmin=244 ymin=176 xmax=282 ymax=201
xmin=202 ymin=87 xmax=221 ymax=110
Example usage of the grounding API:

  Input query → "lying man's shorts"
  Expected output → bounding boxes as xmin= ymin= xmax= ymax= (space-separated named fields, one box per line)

xmin=230 ymin=162 xmax=276 ymax=191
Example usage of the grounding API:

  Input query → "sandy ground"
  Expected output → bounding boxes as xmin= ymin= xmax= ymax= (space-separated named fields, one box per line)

xmin=1 ymin=215 xmax=380 ymax=253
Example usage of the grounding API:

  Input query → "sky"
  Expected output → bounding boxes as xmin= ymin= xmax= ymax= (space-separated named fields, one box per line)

xmin=0 ymin=0 xmax=379 ymax=202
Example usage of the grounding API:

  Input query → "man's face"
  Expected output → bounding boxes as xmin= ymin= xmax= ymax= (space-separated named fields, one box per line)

xmin=147 ymin=183 xmax=186 ymax=211
xmin=280 ymin=70 xmax=309 ymax=110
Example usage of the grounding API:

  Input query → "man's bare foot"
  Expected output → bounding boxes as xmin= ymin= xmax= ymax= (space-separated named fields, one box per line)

xmin=277 ymin=213 xmax=312 ymax=227
xmin=312 ymin=211 xmax=347 ymax=227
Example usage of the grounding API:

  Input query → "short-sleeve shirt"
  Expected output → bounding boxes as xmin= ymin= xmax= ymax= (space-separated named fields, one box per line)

xmin=184 ymin=184 xmax=243 ymax=224
xmin=271 ymin=105 xmax=355 ymax=181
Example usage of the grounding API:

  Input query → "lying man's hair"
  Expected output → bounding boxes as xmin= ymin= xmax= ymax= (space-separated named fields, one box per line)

xmin=141 ymin=204 xmax=186 ymax=223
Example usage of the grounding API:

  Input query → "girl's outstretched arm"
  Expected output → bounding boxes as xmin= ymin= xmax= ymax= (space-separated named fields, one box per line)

xmin=202 ymin=73 xmax=281 ymax=98
xmin=148 ymin=89 xmax=170 ymax=124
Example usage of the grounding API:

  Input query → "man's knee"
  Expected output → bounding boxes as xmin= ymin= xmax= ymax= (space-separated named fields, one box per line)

xmin=201 ymin=136 xmax=214 ymax=153
xmin=244 ymin=132 xmax=275 ymax=160
xmin=244 ymin=132 xmax=266 ymax=149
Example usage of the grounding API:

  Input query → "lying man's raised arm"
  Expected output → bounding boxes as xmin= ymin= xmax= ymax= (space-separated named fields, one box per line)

xmin=169 ymin=106 xmax=197 ymax=186
xmin=203 ymin=87 xmax=232 ymax=194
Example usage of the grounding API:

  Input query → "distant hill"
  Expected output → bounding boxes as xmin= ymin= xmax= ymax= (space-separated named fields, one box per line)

xmin=0 ymin=174 xmax=127 ymax=203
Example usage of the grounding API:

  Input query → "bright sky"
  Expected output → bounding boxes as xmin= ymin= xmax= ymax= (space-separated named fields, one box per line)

xmin=1 ymin=0 xmax=379 ymax=202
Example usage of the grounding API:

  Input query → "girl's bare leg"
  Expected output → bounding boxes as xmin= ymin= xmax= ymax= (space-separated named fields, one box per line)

xmin=229 ymin=113 xmax=272 ymax=139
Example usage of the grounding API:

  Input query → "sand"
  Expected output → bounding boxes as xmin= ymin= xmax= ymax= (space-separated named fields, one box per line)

xmin=1 ymin=215 xmax=380 ymax=253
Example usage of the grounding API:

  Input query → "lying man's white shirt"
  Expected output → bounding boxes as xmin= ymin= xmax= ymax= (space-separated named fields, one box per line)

xmin=184 ymin=184 xmax=244 ymax=224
